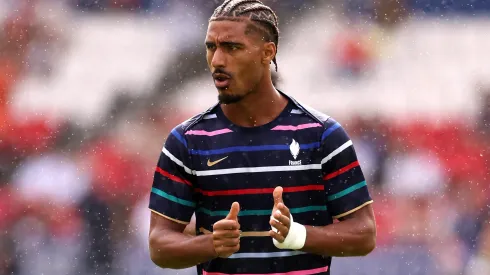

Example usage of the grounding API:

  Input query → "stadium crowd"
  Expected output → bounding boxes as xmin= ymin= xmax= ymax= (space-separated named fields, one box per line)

xmin=0 ymin=0 xmax=489 ymax=275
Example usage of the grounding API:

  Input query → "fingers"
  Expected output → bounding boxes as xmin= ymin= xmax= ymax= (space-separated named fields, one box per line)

xmin=270 ymin=208 xmax=290 ymax=238
xmin=269 ymin=230 xmax=285 ymax=243
xmin=213 ymin=230 xmax=240 ymax=258
xmin=225 ymin=202 xmax=240 ymax=220
xmin=274 ymin=204 xmax=291 ymax=222
xmin=270 ymin=218 xmax=289 ymax=238
xmin=213 ymin=229 xmax=241 ymax=239
xmin=212 ymin=227 xmax=240 ymax=258
xmin=214 ymin=244 xmax=240 ymax=258
xmin=213 ymin=236 xmax=241 ymax=247
xmin=271 ymin=209 xmax=290 ymax=226
xmin=213 ymin=219 xmax=240 ymax=231
xmin=270 ymin=189 xmax=290 ymax=243
xmin=212 ymin=226 xmax=241 ymax=258
xmin=273 ymin=186 xmax=283 ymax=206
xmin=213 ymin=203 xmax=242 ymax=258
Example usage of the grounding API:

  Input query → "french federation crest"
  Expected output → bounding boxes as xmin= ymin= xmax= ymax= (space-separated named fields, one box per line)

xmin=290 ymin=139 xmax=300 ymax=160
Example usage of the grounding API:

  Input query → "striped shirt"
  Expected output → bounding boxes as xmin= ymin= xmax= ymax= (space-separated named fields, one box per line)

xmin=149 ymin=92 xmax=373 ymax=275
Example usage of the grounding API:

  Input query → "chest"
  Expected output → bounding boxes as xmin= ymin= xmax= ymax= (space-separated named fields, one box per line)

xmin=189 ymin=130 xmax=330 ymax=229
xmin=189 ymin=131 xmax=324 ymax=191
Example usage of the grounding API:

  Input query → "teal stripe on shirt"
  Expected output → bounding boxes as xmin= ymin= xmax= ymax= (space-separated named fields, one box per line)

xmin=327 ymin=181 xmax=367 ymax=201
xmin=151 ymin=187 xmax=196 ymax=207
xmin=196 ymin=205 xmax=327 ymax=217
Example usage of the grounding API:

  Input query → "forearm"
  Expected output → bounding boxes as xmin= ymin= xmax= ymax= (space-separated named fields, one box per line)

xmin=149 ymin=231 xmax=217 ymax=269
xmin=300 ymin=216 xmax=376 ymax=257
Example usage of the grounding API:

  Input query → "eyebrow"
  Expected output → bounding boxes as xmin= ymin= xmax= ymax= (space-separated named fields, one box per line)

xmin=221 ymin=41 xmax=243 ymax=47
xmin=205 ymin=41 xmax=244 ymax=47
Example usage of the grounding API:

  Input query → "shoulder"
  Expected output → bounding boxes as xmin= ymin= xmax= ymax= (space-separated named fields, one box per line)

xmin=286 ymin=93 xmax=333 ymax=126
xmin=171 ymin=103 xmax=220 ymax=136
xmin=163 ymin=103 xmax=220 ymax=152
xmin=286 ymin=93 xmax=348 ymax=140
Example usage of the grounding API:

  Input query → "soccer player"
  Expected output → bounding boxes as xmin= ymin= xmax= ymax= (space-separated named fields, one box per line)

xmin=148 ymin=1 xmax=376 ymax=274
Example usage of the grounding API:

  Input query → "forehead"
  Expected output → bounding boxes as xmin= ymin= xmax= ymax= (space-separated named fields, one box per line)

xmin=206 ymin=19 xmax=249 ymax=41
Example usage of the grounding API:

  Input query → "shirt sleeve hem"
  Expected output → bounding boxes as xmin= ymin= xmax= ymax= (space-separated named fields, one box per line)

xmin=150 ymin=208 xmax=190 ymax=225
xmin=332 ymin=200 xmax=373 ymax=219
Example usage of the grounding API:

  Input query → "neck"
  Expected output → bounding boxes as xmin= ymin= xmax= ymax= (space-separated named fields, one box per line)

xmin=221 ymin=77 xmax=288 ymax=127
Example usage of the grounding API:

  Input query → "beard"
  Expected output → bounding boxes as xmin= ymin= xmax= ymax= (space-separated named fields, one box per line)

xmin=218 ymin=93 xmax=245 ymax=105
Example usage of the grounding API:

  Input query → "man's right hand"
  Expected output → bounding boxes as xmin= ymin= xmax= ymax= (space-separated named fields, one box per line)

xmin=212 ymin=202 xmax=241 ymax=258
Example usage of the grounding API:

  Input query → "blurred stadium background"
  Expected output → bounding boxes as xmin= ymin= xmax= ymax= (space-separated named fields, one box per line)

xmin=0 ymin=0 xmax=489 ymax=274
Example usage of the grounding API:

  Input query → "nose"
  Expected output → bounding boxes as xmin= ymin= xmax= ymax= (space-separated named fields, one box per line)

xmin=211 ymin=47 xmax=226 ymax=69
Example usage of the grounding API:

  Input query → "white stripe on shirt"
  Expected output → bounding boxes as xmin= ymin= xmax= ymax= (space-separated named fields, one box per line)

xmin=162 ymin=143 xmax=353 ymax=176
xmin=228 ymin=251 xmax=306 ymax=259
xmin=161 ymin=148 xmax=322 ymax=176
xmin=321 ymin=140 xmax=353 ymax=165
xmin=161 ymin=147 xmax=195 ymax=175
xmin=195 ymin=164 xmax=321 ymax=176
xmin=203 ymin=114 xmax=217 ymax=119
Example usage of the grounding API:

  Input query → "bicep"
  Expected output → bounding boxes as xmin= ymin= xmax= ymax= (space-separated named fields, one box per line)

xmin=338 ymin=204 xmax=377 ymax=243
xmin=183 ymin=213 xmax=196 ymax=236
xmin=338 ymin=203 xmax=375 ymax=224
xmin=149 ymin=212 xmax=187 ymax=240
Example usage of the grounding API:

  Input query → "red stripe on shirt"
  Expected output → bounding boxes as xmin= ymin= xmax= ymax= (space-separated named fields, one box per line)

xmin=323 ymin=161 xmax=360 ymax=181
xmin=202 ymin=265 xmax=328 ymax=275
xmin=195 ymin=185 xmax=324 ymax=196
xmin=155 ymin=167 xmax=192 ymax=187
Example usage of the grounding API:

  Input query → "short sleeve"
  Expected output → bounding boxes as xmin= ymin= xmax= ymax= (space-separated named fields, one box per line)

xmin=149 ymin=127 xmax=196 ymax=224
xmin=320 ymin=118 xmax=373 ymax=219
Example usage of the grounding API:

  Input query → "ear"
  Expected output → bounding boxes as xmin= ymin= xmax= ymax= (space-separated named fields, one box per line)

xmin=262 ymin=42 xmax=276 ymax=65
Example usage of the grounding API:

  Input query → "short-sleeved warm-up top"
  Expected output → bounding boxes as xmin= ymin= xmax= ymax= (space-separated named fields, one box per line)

xmin=149 ymin=92 xmax=373 ymax=275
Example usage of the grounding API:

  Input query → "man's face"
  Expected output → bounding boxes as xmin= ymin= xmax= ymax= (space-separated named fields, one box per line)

xmin=205 ymin=19 xmax=266 ymax=104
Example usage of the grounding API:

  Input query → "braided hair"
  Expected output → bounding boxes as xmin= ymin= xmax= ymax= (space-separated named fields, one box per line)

xmin=210 ymin=0 xmax=280 ymax=72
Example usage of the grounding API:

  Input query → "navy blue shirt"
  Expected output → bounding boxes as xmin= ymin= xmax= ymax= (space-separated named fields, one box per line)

xmin=149 ymin=92 xmax=373 ymax=275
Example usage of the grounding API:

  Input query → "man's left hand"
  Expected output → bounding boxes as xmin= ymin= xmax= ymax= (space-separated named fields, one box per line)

xmin=269 ymin=186 xmax=291 ymax=243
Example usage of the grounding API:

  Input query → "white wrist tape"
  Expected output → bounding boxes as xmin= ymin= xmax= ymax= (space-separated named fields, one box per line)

xmin=271 ymin=210 xmax=307 ymax=250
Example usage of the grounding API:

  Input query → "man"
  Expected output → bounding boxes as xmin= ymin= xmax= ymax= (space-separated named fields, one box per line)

xmin=148 ymin=1 xmax=376 ymax=274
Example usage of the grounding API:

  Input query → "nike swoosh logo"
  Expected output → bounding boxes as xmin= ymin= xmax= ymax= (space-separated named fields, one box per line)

xmin=207 ymin=156 xmax=228 ymax=167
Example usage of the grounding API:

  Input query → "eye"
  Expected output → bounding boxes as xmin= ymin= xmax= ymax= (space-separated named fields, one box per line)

xmin=206 ymin=44 xmax=216 ymax=51
xmin=224 ymin=43 xmax=240 ymax=51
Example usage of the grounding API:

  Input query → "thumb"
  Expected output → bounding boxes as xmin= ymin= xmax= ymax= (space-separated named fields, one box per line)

xmin=226 ymin=202 xmax=240 ymax=220
xmin=273 ymin=186 xmax=284 ymax=206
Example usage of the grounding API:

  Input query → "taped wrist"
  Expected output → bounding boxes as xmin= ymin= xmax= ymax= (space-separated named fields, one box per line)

xmin=271 ymin=210 xmax=307 ymax=250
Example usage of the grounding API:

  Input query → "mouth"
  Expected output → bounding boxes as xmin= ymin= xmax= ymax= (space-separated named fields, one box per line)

xmin=213 ymin=73 xmax=231 ymax=89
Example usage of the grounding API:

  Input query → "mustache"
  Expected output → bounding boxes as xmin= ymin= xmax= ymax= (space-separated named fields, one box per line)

xmin=212 ymin=68 xmax=232 ymax=78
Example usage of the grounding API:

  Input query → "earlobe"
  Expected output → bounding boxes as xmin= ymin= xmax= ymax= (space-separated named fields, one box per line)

xmin=262 ymin=42 xmax=276 ymax=65
xmin=262 ymin=55 xmax=274 ymax=65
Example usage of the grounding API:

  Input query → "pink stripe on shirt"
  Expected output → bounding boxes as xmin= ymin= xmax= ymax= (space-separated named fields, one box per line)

xmin=185 ymin=129 xmax=233 ymax=136
xmin=271 ymin=123 xmax=322 ymax=131
xmin=202 ymin=266 xmax=328 ymax=275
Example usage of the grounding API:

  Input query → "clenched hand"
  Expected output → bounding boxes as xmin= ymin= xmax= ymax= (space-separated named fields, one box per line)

xmin=212 ymin=202 xmax=241 ymax=258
